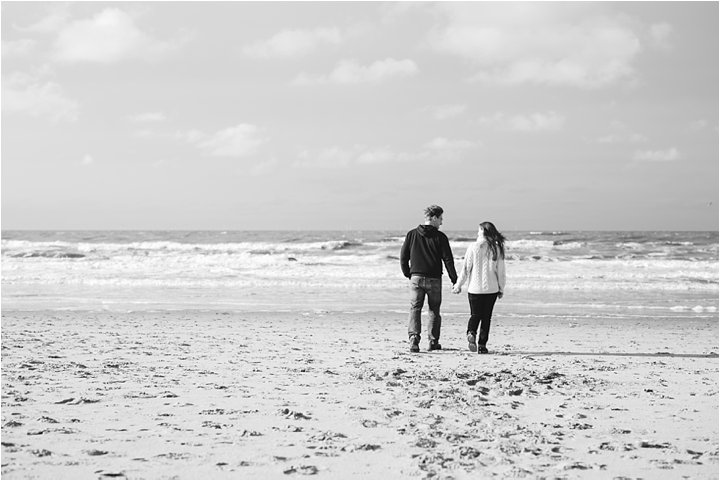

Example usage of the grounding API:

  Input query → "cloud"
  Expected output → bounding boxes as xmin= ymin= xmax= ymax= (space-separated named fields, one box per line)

xmin=427 ymin=104 xmax=467 ymax=120
xmin=595 ymin=133 xmax=647 ymax=144
xmin=293 ymin=137 xmax=476 ymax=169
xmin=249 ymin=158 xmax=280 ymax=176
xmin=688 ymin=119 xmax=709 ymax=131
xmin=592 ymin=120 xmax=648 ymax=144
xmin=294 ymin=145 xmax=418 ymax=168
xmin=424 ymin=137 xmax=478 ymax=151
xmin=294 ymin=58 xmax=418 ymax=85
xmin=295 ymin=147 xmax=354 ymax=168
xmin=430 ymin=3 xmax=642 ymax=88
xmin=181 ymin=124 xmax=267 ymax=158
xmin=52 ymin=8 xmax=180 ymax=63
xmin=243 ymin=27 xmax=342 ymax=58
xmin=479 ymin=111 xmax=566 ymax=132
xmin=633 ymin=148 xmax=680 ymax=162
xmin=356 ymin=148 xmax=415 ymax=164
xmin=2 ymin=39 xmax=37 ymax=58
xmin=15 ymin=10 xmax=71 ymax=34
xmin=649 ymin=23 xmax=673 ymax=50
xmin=2 ymin=72 xmax=79 ymax=122
xmin=129 ymin=112 xmax=167 ymax=123
xmin=81 ymin=154 xmax=94 ymax=166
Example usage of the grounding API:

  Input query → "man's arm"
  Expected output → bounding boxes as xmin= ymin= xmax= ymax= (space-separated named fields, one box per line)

xmin=441 ymin=235 xmax=458 ymax=284
xmin=400 ymin=232 xmax=412 ymax=278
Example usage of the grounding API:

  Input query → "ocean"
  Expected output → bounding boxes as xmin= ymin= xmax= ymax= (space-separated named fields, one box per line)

xmin=2 ymin=230 xmax=718 ymax=320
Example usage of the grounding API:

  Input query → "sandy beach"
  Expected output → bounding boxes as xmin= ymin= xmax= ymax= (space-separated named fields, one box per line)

xmin=1 ymin=309 xmax=717 ymax=480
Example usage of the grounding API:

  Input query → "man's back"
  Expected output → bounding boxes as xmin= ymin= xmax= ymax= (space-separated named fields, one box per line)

xmin=400 ymin=225 xmax=457 ymax=282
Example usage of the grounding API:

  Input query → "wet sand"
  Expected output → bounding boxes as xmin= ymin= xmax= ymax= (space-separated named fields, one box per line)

xmin=1 ymin=310 xmax=718 ymax=479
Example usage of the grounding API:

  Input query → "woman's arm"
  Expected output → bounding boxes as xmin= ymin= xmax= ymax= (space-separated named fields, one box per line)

xmin=496 ymin=255 xmax=506 ymax=297
xmin=453 ymin=245 xmax=474 ymax=292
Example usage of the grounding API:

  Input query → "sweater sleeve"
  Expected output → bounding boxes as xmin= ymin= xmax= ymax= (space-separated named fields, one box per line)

xmin=400 ymin=232 xmax=411 ymax=278
xmin=455 ymin=245 xmax=473 ymax=287
xmin=496 ymin=255 xmax=506 ymax=292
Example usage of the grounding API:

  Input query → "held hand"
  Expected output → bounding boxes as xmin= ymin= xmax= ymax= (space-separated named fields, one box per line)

xmin=498 ymin=291 xmax=504 ymax=299
xmin=452 ymin=284 xmax=461 ymax=294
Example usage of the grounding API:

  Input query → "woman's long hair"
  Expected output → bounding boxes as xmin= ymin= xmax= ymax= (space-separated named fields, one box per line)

xmin=479 ymin=221 xmax=506 ymax=260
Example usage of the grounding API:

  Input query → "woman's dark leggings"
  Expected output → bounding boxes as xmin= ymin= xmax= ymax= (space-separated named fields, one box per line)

xmin=467 ymin=292 xmax=498 ymax=347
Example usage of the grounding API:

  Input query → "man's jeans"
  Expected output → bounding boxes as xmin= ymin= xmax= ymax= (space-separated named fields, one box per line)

xmin=408 ymin=275 xmax=442 ymax=342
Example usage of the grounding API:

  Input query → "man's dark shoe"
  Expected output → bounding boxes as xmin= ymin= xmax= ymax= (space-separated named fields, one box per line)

xmin=467 ymin=333 xmax=477 ymax=352
xmin=428 ymin=341 xmax=442 ymax=351
xmin=478 ymin=346 xmax=489 ymax=354
xmin=410 ymin=336 xmax=420 ymax=353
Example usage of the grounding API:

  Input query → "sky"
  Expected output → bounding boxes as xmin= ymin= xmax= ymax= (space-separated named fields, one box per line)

xmin=2 ymin=1 xmax=718 ymax=231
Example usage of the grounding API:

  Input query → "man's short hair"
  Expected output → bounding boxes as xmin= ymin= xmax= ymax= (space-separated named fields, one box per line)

xmin=424 ymin=205 xmax=444 ymax=219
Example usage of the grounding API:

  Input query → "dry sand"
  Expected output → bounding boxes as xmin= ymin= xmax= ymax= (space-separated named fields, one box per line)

xmin=1 ymin=309 xmax=718 ymax=479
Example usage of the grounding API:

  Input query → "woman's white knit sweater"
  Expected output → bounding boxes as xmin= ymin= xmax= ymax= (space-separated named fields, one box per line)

xmin=455 ymin=239 xmax=506 ymax=294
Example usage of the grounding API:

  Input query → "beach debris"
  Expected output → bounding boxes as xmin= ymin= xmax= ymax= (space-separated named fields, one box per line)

xmin=385 ymin=409 xmax=402 ymax=418
xmin=98 ymin=472 xmax=127 ymax=479
xmin=310 ymin=431 xmax=347 ymax=442
xmin=199 ymin=408 xmax=228 ymax=415
xmin=201 ymin=421 xmax=231 ymax=430
xmin=537 ymin=372 xmax=565 ymax=384
xmin=38 ymin=416 xmax=58 ymax=423
xmin=508 ymin=388 xmax=523 ymax=396
xmin=279 ymin=408 xmax=311 ymax=420
xmin=155 ymin=452 xmax=190 ymax=460
xmin=86 ymin=449 xmax=109 ymax=456
xmin=415 ymin=437 xmax=437 ymax=449
xmin=283 ymin=465 xmax=318 ymax=475
xmin=3 ymin=420 xmax=23 ymax=428
xmin=459 ymin=446 xmax=481 ymax=459
xmin=31 ymin=449 xmax=52 ymax=457
xmin=54 ymin=397 xmax=100 ymax=404
xmin=361 ymin=419 xmax=378 ymax=428
xmin=342 ymin=443 xmax=381 ymax=452
xmin=240 ymin=430 xmax=262 ymax=437
xmin=640 ymin=441 xmax=672 ymax=449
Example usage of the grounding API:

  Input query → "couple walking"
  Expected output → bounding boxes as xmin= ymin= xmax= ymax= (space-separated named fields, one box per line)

xmin=400 ymin=205 xmax=506 ymax=354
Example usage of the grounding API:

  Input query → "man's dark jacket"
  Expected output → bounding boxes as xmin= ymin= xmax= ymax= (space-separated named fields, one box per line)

xmin=400 ymin=225 xmax=458 ymax=283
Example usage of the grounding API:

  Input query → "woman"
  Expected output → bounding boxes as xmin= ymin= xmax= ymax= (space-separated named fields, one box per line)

xmin=453 ymin=222 xmax=506 ymax=354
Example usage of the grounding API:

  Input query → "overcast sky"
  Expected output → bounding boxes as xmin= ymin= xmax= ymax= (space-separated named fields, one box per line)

xmin=2 ymin=1 xmax=718 ymax=231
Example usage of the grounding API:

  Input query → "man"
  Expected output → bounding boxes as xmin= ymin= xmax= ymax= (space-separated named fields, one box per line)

xmin=400 ymin=205 xmax=458 ymax=353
